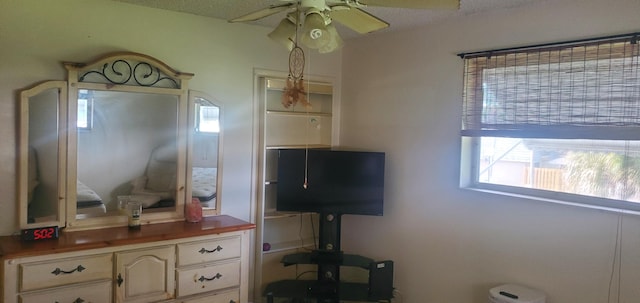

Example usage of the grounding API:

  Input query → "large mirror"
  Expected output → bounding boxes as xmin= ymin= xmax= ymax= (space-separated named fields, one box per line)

xmin=17 ymin=52 xmax=223 ymax=231
xmin=18 ymin=81 xmax=67 ymax=229
xmin=74 ymin=90 xmax=180 ymax=217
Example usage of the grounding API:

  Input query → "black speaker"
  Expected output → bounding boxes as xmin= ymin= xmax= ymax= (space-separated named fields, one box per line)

xmin=368 ymin=260 xmax=394 ymax=300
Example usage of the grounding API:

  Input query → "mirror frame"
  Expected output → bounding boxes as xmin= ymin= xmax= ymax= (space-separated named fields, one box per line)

xmin=18 ymin=81 xmax=68 ymax=229
xmin=188 ymin=91 xmax=223 ymax=215
xmin=17 ymin=52 xmax=225 ymax=232
xmin=63 ymin=52 xmax=195 ymax=230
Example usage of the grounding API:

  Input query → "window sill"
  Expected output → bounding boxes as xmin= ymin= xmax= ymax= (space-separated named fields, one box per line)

xmin=460 ymin=186 xmax=640 ymax=216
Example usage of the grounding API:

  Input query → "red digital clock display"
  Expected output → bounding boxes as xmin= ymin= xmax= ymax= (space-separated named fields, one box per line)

xmin=21 ymin=226 xmax=59 ymax=241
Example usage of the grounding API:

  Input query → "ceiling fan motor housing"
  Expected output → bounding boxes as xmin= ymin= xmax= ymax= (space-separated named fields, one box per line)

xmin=300 ymin=0 xmax=330 ymax=11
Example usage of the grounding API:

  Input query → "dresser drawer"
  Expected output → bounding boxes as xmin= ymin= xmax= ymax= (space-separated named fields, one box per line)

xmin=19 ymin=280 xmax=112 ymax=303
xmin=19 ymin=253 xmax=112 ymax=291
xmin=176 ymin=260 xmax=241 ymax=297
xmin=180 ymin=288 xmax=239 ymax=303
xmin=177 ymin=236 xmax=241 ymax=266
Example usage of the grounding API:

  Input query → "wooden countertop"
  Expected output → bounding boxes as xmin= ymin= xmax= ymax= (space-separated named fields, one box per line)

xmin=0 ymin=215 xmax=255 ymax=259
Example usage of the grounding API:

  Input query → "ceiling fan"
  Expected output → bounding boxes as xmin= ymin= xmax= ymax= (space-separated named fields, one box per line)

xmin=229 ymin=0 xmax=460 ymax=53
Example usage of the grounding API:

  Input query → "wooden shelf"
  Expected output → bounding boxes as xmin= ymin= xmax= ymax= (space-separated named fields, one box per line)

xmin=263 ymin=211 xmax=316 ymax=220
xmin=266 ymin=110 xmax=332 ymax=117
xmin=264 ymin=211 xmax=298 ymax=219
xmin=266 ymin=144 xmax=331 ymax=150
xmin=266 ymin=79 xmax=333 ymax=95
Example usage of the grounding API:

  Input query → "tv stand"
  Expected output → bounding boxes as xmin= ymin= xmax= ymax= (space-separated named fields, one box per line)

xmin=264 ymin=213 xmax=394 ymax=303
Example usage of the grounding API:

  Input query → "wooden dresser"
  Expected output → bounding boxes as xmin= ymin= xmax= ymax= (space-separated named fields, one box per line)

xmin=0 ymin=215 xmax=255 ymax=303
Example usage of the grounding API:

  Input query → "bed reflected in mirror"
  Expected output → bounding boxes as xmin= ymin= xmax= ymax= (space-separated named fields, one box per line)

xmin=76 ymin=90 xmax=179 ymax=217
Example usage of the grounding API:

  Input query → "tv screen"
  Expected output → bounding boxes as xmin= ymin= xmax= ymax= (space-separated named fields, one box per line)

xmin=276 ymin=149 xmax=385 ymax=216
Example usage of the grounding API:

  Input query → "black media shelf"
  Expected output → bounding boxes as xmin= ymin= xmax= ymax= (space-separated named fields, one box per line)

xmin=263 ymin=213 xmax=394 ymax=303
xmin=281 ymin=252 xmax=374 ymax=269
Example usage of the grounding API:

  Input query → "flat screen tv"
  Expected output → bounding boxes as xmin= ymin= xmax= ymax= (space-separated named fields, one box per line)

xmin=276 ymin=149 xmax=385 ymax=216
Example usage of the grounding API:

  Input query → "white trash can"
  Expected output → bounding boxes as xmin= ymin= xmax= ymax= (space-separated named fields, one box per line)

xmin=488 ymin=284 xmax=546 ymax=303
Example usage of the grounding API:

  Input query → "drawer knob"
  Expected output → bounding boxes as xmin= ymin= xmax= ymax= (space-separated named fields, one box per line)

xmin=51 ymin=265 xmax=85 ymax=276
xmin=198 ymin=272 xmax=222 ymax=282
xmin=199 ymin=245 xmax=223 ymax=254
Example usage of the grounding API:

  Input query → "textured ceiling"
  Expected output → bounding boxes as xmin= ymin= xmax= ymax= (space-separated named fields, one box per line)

xmin=112 ymin=0 xmax=548 ymax=39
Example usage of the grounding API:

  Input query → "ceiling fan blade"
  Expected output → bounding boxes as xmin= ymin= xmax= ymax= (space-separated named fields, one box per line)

xmin=359 ymin=0 xmax=460 ymax=9
xmin=330 ymin=7 xmax=389 ymax=34
xmin=229 ymin=3 xmax=294 ymax=23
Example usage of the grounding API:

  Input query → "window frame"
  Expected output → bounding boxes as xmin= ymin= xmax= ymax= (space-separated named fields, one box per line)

xmin=194 ymin=103 xmax=220 ymax=134
xmin=460 ymin=137 xmax=640 ymax=213
xmin=459 ymin=32 xmax=640 ymax=213
xmin=77 ymin=89 xmax=93 ymax=130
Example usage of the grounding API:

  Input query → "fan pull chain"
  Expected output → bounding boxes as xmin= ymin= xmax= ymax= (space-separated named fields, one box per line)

xmin=303 ymin=46 xmax=312 ymax=190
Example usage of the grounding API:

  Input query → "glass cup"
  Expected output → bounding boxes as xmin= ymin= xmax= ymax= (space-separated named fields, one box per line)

xmin=127 ymin=201 xmax=142 ymax=229
xmin=117 ymin=195 xmax=130 ymax=216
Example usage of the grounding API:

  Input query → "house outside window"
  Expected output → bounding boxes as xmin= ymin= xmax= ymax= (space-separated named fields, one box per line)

xmin=459 ymin=33 xmax=640 ymax=212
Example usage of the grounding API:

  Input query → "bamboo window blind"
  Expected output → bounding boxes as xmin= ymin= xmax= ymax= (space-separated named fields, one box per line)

xmin=459 ymin=32 xmax=640 ymax=139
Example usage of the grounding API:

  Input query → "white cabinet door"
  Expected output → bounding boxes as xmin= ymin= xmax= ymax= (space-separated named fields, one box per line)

xmin=115 ymin=245 xmax=175 ymax=303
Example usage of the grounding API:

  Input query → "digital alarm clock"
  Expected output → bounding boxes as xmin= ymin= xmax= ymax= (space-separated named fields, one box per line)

xmin=21 ymin=226 xmax=59 ymax=241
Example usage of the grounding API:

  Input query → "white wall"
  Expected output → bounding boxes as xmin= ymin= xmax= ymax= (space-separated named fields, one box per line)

xmin=0 ymin=0 xmax=341 ymax=235
xmin=340 ymin=0 xmax=640 ymax=302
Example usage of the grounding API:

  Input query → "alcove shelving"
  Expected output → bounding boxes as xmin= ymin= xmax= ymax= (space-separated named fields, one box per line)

xmin=254 ymin=76 xmax=336 ymax=302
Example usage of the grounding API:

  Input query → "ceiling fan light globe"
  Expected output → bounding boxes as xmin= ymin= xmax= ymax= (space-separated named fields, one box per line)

xmin=301 ymin=12 xmax=330 ymax=49
xmin=319 ymin=24 xmax=343 ymax=53
xmin=268 ymin=17 xmax=297 ymax=51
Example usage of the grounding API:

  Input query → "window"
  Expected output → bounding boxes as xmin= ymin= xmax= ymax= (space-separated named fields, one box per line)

xmin=195 ymin=103 xmax=219 ymax=133
xmin=459 ymin=33 xmax=640 ymax=212
xmin=77 ymin=89 xmax=93 ymax=130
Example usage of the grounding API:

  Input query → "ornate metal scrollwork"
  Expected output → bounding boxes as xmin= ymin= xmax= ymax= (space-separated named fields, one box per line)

xmin=79 ymin=59 xmax=179 ymax=88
